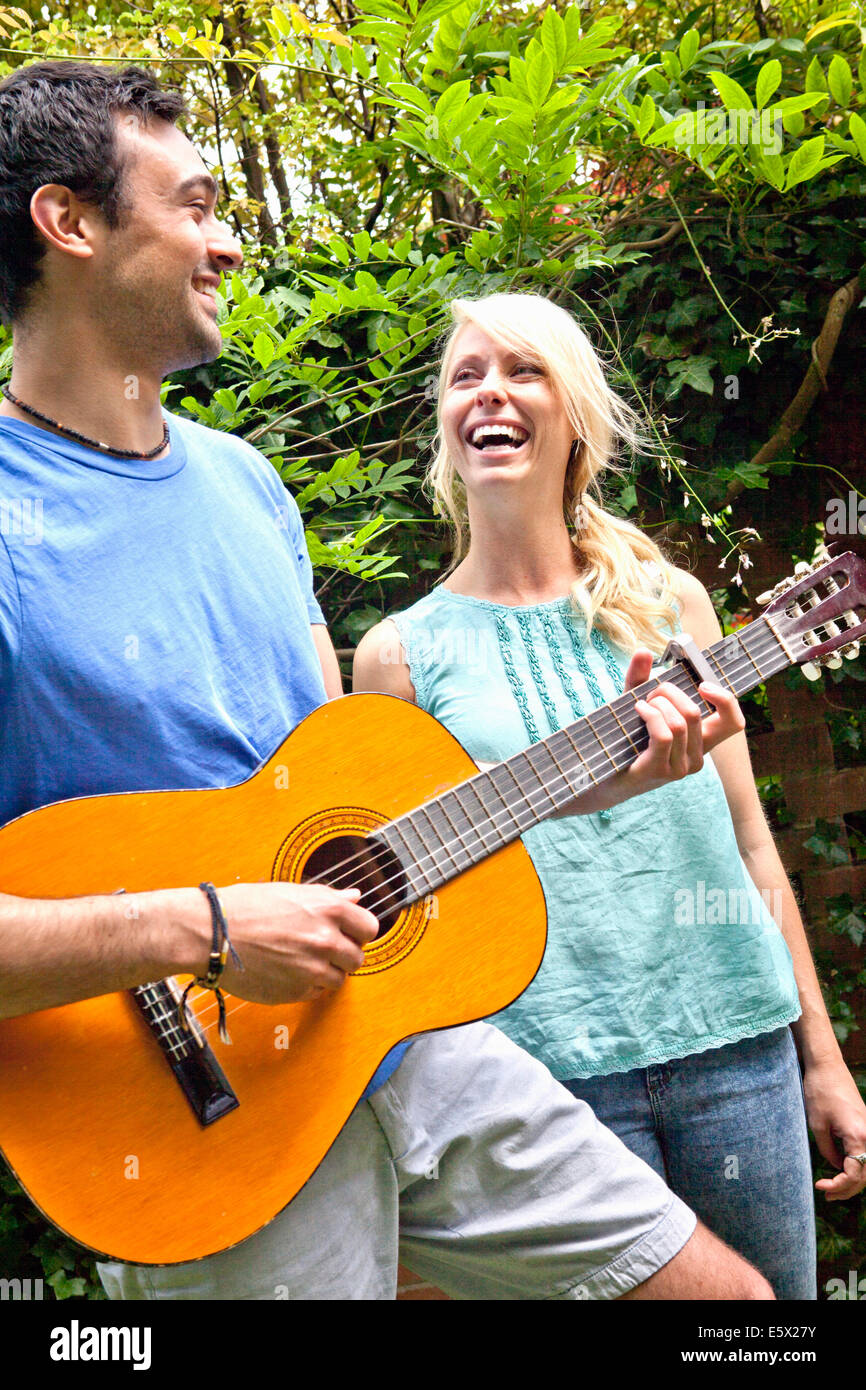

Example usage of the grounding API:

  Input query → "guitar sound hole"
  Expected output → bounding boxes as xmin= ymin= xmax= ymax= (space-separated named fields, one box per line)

xmin=300 ymin=835 xmax=408 ymax=939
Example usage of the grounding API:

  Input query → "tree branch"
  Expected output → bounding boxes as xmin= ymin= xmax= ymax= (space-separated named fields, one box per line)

xmin=724 ymin=271 xmax=864 ymax=506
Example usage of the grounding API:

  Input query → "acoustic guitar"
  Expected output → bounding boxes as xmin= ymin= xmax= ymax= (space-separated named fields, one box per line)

xmin=0 ymin=549 xmax=863 ymax=1265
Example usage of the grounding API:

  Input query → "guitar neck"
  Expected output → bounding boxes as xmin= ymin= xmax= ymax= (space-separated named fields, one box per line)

xmin=375 ymin=612 xmax=791 ymax=902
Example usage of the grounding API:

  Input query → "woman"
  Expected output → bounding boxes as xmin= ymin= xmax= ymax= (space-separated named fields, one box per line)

xmin=354 ymin=292 xmax=866 ymax=1299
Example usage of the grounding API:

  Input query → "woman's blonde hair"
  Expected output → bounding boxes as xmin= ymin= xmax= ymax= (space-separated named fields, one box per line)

xmin=427 ymin=292 xmax=681 ymax=656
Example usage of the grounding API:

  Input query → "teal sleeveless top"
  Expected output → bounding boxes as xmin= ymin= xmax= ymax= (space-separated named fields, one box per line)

xmin=390 ymin=586 xmax=801 ymax=1079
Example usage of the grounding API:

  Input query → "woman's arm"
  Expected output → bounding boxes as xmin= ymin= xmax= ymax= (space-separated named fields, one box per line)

xmin=676 ymin=569 xmax=866 ymax=1201
xmin=353 ymin=619 xmax=415 ymax=699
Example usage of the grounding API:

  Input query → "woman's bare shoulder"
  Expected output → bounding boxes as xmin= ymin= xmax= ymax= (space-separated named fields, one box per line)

xmin=352 ymin=618 xmax=416 ymax=701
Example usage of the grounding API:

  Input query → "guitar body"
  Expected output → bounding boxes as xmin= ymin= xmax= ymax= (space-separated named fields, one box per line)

xmin=0 ymin=694 xmax=547 ymax=1266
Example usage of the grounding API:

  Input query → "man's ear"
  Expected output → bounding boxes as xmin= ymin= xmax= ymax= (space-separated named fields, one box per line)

xmin=29 ymin=185 xmax=98 ymax=260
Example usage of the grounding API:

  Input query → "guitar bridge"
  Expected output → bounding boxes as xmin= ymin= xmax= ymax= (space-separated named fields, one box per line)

xmin=130 ymin=980 xmax=239 ymax=1127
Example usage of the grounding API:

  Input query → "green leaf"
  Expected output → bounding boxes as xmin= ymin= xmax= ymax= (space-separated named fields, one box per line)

xmin=329 ymin=236 xmax=351 ymax=266
xmin=526 ymin=46 xmax=555 ymax=107
xmin=539 ymin=6 xmax=567 ymax=70
xmin=783 ymin=108 xmax=805 ymax=137
xmin=772 ymin=92 xmax=828 ymax=115
xmin=756 ymin=148 xmax=785 ymax=189
xmin=619 ymin=482 xmax=637 ymax=513
xmin=725 ymin=459 xmax=770 ymax=490
xmin=434 ymin=77 xmax=471 ymax=125
xmin=637 ymin=92 xmax=655 ymax=140
xmin=667 ymin=355 xmax=715 ymax=395
xmin=849 ymin=112 xmax=866 ymax=162
xmin=713 ymin=72 xmax=752 ymax=112
xmin=385 ymin=80 xmax=432 ymax=114
xmin=353 ymin=230 xmax=372 ymax=260
xmin=356 ymin=0 xmax=410 ymax=20
xmin=828 ymin=53 xmax=853 ymax=106
xmin=252 ymin=332 xmax=275 ymax=369
xmin=47 ymin=1269 xmax=87 ymax=1299
xmin=644 ymin=68 xmax=669 ymax=95
xmin=805 ymin=56 xmax=828 ymax=93
xmin=213 ymin=388 xmax=238 ymax=414
xmin=784 ymin=134 xmax=825 ymax=190
xmin=803 ymin=832 xmax=849 ymax=865
xmin=271 ymin=5 xmax=292 ymax=37
xmin=678 ymin=28 xmax=699 ymax=73
xmin=755 ymin=58 xmax=781 ymax=110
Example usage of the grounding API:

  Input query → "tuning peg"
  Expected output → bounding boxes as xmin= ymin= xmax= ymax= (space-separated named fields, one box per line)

xmin=757 ymin=578 xmax=794 ymax=604
xmin=802 ymin=661 xmax=822 ymax=681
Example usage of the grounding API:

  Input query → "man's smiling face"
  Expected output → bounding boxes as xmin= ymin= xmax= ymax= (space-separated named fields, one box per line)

xmin=91 ymin=114 xmax=243 ymax=374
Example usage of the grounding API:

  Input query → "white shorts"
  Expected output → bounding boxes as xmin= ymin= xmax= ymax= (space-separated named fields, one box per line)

xmin=98 ymin=1022 xmax=696 ymax=1300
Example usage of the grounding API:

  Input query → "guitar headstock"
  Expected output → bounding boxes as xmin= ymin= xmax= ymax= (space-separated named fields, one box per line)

xmin=757 ymin=548 xmax=866 ymax=679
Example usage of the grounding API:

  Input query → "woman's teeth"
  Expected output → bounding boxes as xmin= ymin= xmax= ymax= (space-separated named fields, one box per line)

xmin=469 ymin=425 xmax=529 ymax=450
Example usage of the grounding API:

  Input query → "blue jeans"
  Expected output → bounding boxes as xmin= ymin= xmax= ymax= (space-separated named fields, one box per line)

xmin=562 ymin=1026 xmax=817 ymax=1300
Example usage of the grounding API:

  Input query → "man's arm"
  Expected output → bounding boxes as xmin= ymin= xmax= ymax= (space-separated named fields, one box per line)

xmin=0 ymin=880 xmax=378 ymax=1020
xmin=311 ymin=623 xmax=343 ymax=699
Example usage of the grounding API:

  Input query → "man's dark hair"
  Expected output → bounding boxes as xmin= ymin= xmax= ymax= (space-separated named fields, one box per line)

xmin=0 ymin=62 xmax=187 ymax=323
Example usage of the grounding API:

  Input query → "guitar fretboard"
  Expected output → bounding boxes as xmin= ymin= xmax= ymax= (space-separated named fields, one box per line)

xmin=374 ymin=612 xmax=790 ymax=902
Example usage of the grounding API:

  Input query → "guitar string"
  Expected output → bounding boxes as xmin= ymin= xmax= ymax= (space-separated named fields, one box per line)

xmin=164 ymin=615 xmax=863 ymax=1042
xmin=188 ymin=625 xmax=854 ymax=1042
xmin=185 ymin=625 xmax=796 ymax=1039
xmin=184 ymin=610 xmax=866 ymax=1040
xmin=296 ymin=602 xmax=859 ymax=900
xmin=297 ymin=624 xmax=789 ymax=897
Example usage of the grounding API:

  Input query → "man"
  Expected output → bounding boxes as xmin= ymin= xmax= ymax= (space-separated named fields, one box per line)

xmin=0 ymin=61 xmax=772 ymax=1300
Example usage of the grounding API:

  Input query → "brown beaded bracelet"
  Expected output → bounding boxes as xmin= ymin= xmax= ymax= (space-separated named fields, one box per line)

xmin=178 ymin=882 xmax=243 ymax=1045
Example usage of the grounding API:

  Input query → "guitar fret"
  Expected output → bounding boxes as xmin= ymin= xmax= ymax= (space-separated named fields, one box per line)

xmin=495 ymin=760 xmax=535 ymax=831
xmin=431 ymin=796 xmax=475 ymax=873
xmin=583 ymin=710 xmax=615 ymax=770
xmin=539 ymin=736 xmax=575 ymax=799
xmin=556 ymin=722 xmax=594 ymax=789
xmin=544 ymin=726 xmax=593 ymax=800
xmin=456 ymin=781 xmax=502 ymax=854
xmin=384 ymin=818 xmax=435 ymax=895
xmin=706 ymin=647 xmax=737 ymax=694
xmin=596 ymin=704 xmax=633 ymax=770
xmin=608 ymin=700 xmax=640 ymax=754
xmin=560 ymin=726 xmax=599 ymax=786
xmin=509 ymin=756 xmax=552 ymax=821
xmin=416 ymin=804 xmax=462 ymax=876
xmin=735 ymin=627 xmax=764 ymax=682
xmin=439 ymin=787 xmax=482 ymax=855
xmin=522 ymin=743 xmax=565 ymax=808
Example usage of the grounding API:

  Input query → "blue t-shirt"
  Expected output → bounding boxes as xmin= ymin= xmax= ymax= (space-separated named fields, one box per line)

xmin=0 ymin=410 xmax=407 ymax=1095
